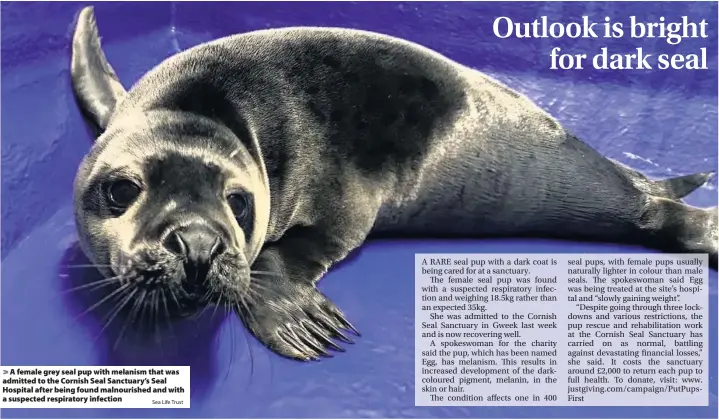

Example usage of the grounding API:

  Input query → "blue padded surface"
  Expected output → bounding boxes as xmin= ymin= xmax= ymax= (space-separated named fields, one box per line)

xmin=1 ymin=2 xmax=717 ymax=418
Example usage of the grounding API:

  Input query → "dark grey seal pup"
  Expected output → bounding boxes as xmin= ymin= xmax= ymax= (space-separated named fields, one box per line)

xmin=70 ymin=6 xmax=717 ymax=360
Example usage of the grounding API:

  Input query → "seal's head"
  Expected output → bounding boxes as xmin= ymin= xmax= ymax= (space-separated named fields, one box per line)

xmin=74 ymin=111 xmax=270 ymax=315
xmin=70 ymin=6 xmax=269 ymax=317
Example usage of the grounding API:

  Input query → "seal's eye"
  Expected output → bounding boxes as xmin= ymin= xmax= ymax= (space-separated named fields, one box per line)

xmin=107 ymin=180 xmax=141 ymax=208
xmin=227 ymin=193 xmax=249 ymax=221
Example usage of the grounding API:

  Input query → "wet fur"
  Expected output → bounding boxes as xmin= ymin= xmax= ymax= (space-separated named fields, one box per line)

xmin=70 ymin=7 xmax=717 ymax=361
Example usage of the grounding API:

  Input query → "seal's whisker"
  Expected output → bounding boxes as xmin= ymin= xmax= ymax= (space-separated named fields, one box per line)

xmin=250 ymin=270 xmax=283 ymax=278
xmin=64 ymin=264 xmax=113 ymax=269
xmin=191 ymin=294 xmax=215 ymax=322
xmin=236 ymin=299 xmax=256 ymax=393
xmin=45 ymin=282 xmax=124 ymax=348
xmin=132 ymin=288 xmax=149 ymax=334
xmin=168 ymin=286 xmax=182 ymax=309
xmin=201 ymin=287 xmax=214 ymax=301
xmin=237 ymin=294 xmax=270 ymax=371
xmin=140 ymin=288 xmax=155 ymax=338
xmin=137 ymin=289 xmax=150 ymax=336
xmin=210 ymin=289 xmax=225 ymax=322
xmin=151 ymin=290 xmax=162 ymax=344
xmin=222 ymin=297 xmax=235 ymax=385
xmin=235 ymin=292 xmax=258 ymax=326
xmin=154 ymin=291 xmax=168 ymax=360
xmin=97 ymin=286 xmax=133 ymax=327
xmin=94 ymin=287 xmax=138 ymax=344
xmin=72 ymin=282 xmax=132 ymax=322
xmin=246 ymin=276 xmax=285 ymax=300
xmin=244 ymin=282 xmax=267 ymax=301
xmin=247 ymin=275 xmax=277 ymax=291
xmin=176 ymin=286 xmax=192 ymax=300
xmin=160 ymin=288 xmax=178 ymax=346
xmin=61 ymin=275 xmax=122 ymax=294
xmin=245 ymin=284 xmax=273 ymax=303
xmin=114 ymin=287 xmax=145 ymax=351
xmin=245 ymin=289 xmax=268 ymax=305
xmin=159 ymin=287 xmax=172 ymax=326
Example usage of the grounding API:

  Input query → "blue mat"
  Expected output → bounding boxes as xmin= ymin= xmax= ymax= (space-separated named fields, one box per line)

xmin=1 ymin=2 xmax=717 ymax=418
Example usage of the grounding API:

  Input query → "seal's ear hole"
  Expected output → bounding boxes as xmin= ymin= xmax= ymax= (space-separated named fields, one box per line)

xmin=227 ymin=193 xmax=250 ymax=221
xmin=107 ymin=179 xmax=141 ymax=209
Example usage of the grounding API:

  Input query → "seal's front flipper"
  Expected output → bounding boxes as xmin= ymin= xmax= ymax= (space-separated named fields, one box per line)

xmin=238 ymin=274 xmax=357 ymax=361
xmin=70 ymin=6 xmax=126 ymax=135
xmin=236 ymin=226 xmax=367 ymax=360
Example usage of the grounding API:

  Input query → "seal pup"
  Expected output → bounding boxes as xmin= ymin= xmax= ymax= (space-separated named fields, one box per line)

xmin=70 ymin=6 xmax=717 ymax=361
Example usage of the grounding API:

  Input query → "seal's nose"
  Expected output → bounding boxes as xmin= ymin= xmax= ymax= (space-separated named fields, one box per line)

xmin=164 ymin=224 xmax=225 ymax=282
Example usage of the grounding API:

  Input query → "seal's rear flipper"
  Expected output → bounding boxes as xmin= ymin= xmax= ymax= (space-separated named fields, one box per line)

xmin=612 ymin=159 xmax=714 ymax=201
xmin=70 ymin=6 xmax=126 ymax=136
xmin=643 ymin=198 xmax=718 ymax=270
xmin=656 ymin=172 xmax=715 ymax=200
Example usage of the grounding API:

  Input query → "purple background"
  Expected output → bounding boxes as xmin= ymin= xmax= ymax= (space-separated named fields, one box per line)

xmin=1 ymin=1 xmax=717 ymax=418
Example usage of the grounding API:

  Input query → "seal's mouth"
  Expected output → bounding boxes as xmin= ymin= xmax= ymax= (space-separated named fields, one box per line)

xmin=109 ymin=266 xmax=214 ymax=320
xmin=181 ymin=262 xmax=211 ymax=293
xmin=142 ymin=282 xmax=213 ymax=320
xmin=105 ymin=245 xmax=251 ymax=322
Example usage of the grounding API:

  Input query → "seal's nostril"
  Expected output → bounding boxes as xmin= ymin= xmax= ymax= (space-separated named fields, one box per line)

xmin=164 ymin=230 xmax=188 ymax=257
xmin=210 ymin=236 xmax=225 ymax=258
